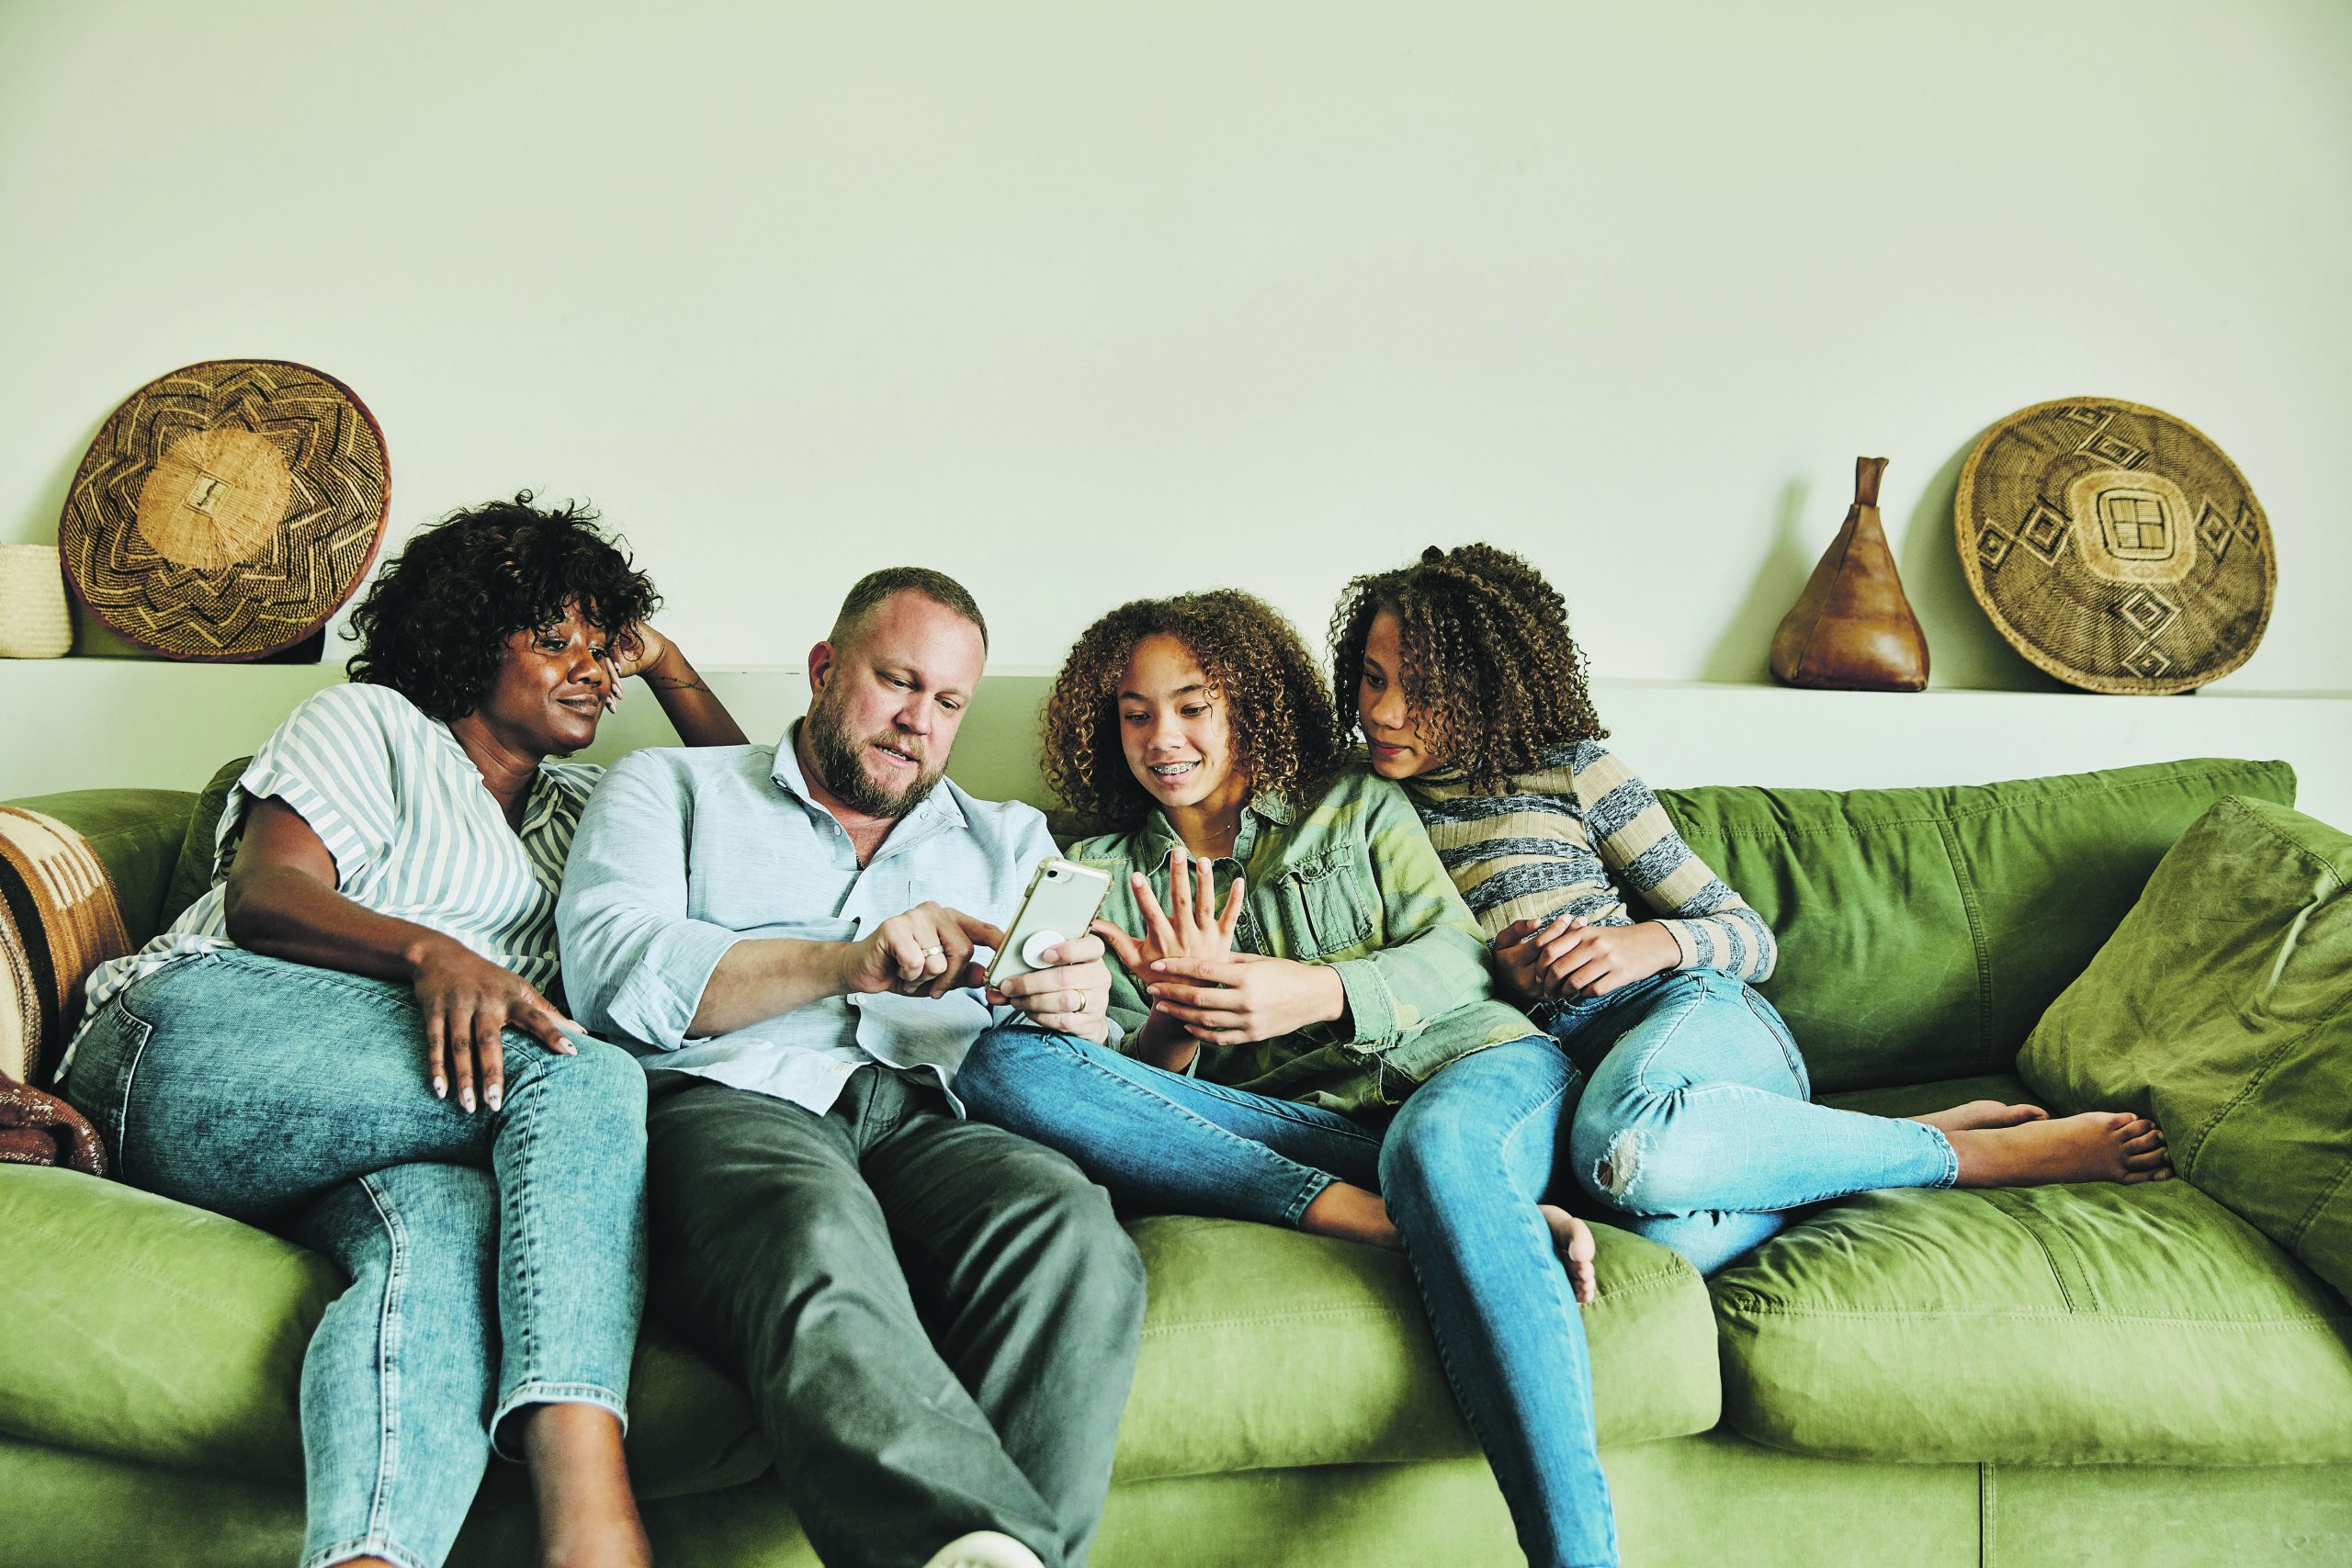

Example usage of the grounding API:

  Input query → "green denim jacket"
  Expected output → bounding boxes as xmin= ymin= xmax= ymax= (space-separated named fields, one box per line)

xmin=1068 ymin=761 xmax=1540 ymax=1116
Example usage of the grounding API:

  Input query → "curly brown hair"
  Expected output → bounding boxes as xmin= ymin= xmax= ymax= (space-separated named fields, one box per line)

xmin=345 ymin=492 xmax=656 ymax=723
xmin=1329 ymin=544 xmax=1607 ymax=793
xmin=1042 ymin=590 xmax=1349 ymax=831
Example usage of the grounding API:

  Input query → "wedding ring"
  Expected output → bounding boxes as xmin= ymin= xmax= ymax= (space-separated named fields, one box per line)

xmin=920 ymin=944 xmax=945 ymax=958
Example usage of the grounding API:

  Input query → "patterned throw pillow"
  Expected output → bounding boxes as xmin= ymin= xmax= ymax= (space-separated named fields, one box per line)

xmin=1 ymin=804 xmax=132 ymax=1089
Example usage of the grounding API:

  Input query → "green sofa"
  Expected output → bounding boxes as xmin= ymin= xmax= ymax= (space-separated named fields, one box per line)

xmin=5 ymin=755 xmax=2350 ymax=1566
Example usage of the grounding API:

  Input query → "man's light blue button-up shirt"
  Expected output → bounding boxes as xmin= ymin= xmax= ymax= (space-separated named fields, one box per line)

xmin=555 ymin=725 xmax=1062 ymax=1114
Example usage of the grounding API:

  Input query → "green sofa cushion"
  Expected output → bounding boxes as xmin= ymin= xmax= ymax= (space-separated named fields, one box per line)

xmin=0 ymin=1166 xmax=335 ymax=1477
xmin=159 ymin=757 xmax=251 ymax=932
xmin=5 ymin=789 xmax=195 ymax=949
xmin=0 ymin=1165 xmax=763 ymax=1499
xmin=0 ymin=1162 xmax=1715 ymax=1494
xmin=1709 ymin=1179 xmax=2352 ymax=1465
xmin=1659 ymin=758 xmax=2295 ymax=1093
xmin=1112 ymin=1213 xmax=1717 ymax=1481
xmin=2018 ymin=794 xmax=2352 ymax=1304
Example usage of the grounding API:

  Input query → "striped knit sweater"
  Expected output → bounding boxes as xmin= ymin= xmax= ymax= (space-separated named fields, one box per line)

xmin=1405 ymin=740 xmax=1778 ymax=983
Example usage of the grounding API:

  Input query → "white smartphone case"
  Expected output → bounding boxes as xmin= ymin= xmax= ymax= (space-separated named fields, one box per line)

xmin=988 ymin=857 xmax=1113 ymax=987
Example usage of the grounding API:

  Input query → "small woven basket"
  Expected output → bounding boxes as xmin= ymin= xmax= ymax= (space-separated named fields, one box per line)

xmin=0 ymin=546 xmax=73 ymax=659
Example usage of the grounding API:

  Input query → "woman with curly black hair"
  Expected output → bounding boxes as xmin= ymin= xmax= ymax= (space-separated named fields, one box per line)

xmin=956 ymin=590 xmax=1623 ymax=1568
xmin=1332 ymin=544 xmax=2171 ymax=1279
xmin=62 ymin=493 xmax=746 ymax=1568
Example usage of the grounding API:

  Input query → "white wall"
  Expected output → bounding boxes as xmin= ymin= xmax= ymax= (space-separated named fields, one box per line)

xmin=4 ymin=3 xmax=2348 ymax=772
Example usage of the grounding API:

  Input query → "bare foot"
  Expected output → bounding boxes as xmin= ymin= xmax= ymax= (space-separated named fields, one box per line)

xmin=1948 ymin=1111 xmax=2173 ymax=1188
xmin=1539 ymin=1203 xmax=1599 ymax=1305
xmin=1910 ymin=1099 xmax=2050 ymax=1134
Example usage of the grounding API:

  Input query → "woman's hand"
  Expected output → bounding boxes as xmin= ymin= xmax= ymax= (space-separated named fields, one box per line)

xmin=1091 ymin=848 xmax=1244 ymax=978
xmin=600 ymin=623 xmax=673 ymax=710
xmin=600 ymin=623 xmax=749 ymax=747
xmin=408 ymin=936 xmax=581 ymax=1112
xmin=1145 ymin=952 xmax=1347 ymax=1045
xmin=1498 ymin=915 xmax=1680 ymax=1000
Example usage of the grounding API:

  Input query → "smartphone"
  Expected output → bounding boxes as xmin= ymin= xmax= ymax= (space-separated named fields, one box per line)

xmin=987 ymin=857 xmax=1114 ymax=987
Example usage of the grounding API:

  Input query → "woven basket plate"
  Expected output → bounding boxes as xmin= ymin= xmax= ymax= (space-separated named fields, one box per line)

xmin=1955 ymin=398 xmax=2272 ymax=694
xmin=59 ymin=360 xmax=390 ymax=661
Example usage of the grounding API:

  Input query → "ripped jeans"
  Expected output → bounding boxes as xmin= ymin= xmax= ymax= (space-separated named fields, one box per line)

xmin=1544 ymin=969 xmax=1956 ymax=1276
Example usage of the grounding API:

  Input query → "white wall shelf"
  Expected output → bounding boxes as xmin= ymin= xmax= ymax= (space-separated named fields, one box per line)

xmin=6 ymin=659 xmax=2345 ymax=829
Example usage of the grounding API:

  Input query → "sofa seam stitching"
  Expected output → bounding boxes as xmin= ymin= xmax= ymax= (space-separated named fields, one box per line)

xmin=2186 ymin=984 xmax=2352 ymax=1213
xmin=1933 ymin=819 xmax=1997 ymax=1075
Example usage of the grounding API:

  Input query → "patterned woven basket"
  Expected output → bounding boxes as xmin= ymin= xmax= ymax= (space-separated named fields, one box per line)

xmin=0 ymin=545 xmax=73 ymax=659
xmin=1954 ymin=398 xmax=2274 ymax=694
xmin=59 ymin=360 xmax=390 ymax=661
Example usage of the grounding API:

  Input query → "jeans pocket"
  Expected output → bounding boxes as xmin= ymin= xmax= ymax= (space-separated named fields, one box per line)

xmin=1740 ymin=987 xmax=1810 ymax=1099
xmin=59 ymin=998 xmax=155 ymax=1174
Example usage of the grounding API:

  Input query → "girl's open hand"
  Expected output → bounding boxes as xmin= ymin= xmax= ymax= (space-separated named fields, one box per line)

xmin=1092 ymin=846 xmax=1244 ymax=977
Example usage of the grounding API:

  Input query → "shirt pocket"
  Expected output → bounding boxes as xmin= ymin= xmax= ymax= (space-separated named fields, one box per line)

xmin=1274 ymin=850 xmax=1376 ymax=960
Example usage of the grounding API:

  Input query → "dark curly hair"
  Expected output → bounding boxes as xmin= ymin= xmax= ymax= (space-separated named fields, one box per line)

xmin=1042 ymin=590 xmax=1348 ymax=831
xmin=1329 ymin=544 xmax=1606 ymax=794
xmin=344 ymin=492 xmax=658 ymax=723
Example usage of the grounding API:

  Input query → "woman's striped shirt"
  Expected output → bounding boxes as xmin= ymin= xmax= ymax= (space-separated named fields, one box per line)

xmin=1404 ymin=739 xmax=1778 ymax=983
xmin=63 ymin=682 xmax=601 ymax=1077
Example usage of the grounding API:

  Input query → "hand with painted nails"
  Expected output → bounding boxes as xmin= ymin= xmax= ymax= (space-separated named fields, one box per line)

xmin=596 ymin=621 xmax=671 ymax=711
xmin=406 ymin=935 xmax=580 ymax=1113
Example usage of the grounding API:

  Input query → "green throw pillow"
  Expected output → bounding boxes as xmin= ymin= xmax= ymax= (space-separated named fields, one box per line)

xmin=2018 ymin=794 xmax=2352 ymax=1303
xmin=158 ymin=757 xmax=253 ymax=931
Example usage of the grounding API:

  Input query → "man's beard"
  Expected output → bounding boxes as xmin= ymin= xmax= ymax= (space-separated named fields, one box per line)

xmin=805 ymin=688 xmax=948 ymax=818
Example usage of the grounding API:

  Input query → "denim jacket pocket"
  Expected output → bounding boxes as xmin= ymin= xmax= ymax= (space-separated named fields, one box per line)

xmin=1275 ymin=851 xmax=1375 ymax=959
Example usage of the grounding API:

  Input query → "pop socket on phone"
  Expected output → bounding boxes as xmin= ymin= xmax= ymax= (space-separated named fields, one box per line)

xmin=1021 ymin=931 xmax=1066 ymax=969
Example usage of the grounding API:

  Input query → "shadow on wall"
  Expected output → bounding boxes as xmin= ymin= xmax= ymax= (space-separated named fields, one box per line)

xmin=1702 ymin=441 xmax=2071 ymax=692
xmin=1699 ymin=480 xmax=1813 ymax=683
xmin=1894 ymin=433 xmax=2067 ymax=694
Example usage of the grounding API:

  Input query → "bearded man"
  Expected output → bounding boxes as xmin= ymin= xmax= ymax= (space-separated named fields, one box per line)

xmin=558 ymin=569 xmax=1143 ymax=1568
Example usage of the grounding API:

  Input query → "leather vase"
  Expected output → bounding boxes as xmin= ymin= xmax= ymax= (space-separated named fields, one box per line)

xmin=1770 ymin=456 xmax=1930 ymax=691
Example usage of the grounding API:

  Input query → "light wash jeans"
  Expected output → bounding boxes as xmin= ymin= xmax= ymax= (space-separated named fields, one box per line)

xmin=1544 ymin=968 xmax=1957 ymax=1275
xmin=62 ymin=947 xmax=649 ymax=1568
xmin=955 ymin=1025 xmax=1617 ymax=1568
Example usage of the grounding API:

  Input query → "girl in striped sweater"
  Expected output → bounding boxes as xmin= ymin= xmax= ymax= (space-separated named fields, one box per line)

xmin=1330 ymin=545 xmax=2172 ymax=1275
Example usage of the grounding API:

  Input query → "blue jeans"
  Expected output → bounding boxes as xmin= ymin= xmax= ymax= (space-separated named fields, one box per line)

xmin=1544 ymin=969 xmax=1957 ymax=1275
xmin=62 ymin=948 xmax=649 ymax=1568
xmin=955 ymin=1026 xmax=1617 ymax=1568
